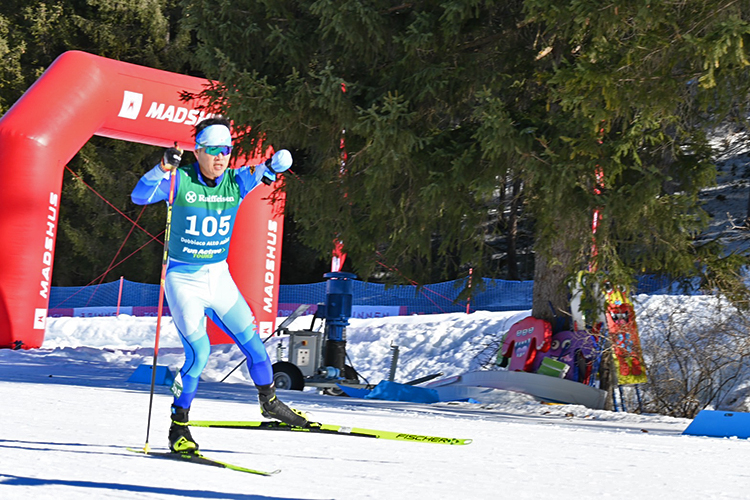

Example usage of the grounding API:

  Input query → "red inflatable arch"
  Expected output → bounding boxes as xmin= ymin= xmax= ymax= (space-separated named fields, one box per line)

xmin=0 ymin=51 xmax=285 ymax=349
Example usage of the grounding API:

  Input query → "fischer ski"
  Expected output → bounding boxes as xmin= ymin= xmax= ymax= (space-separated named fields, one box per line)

xmin=126 ymin=447 xmax=280 ymax=476
xmin=189 ymin=420 xmax=472 ymax=445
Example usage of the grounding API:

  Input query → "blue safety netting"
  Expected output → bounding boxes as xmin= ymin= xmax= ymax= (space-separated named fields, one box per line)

xmin=48 ymin=274 xmax=695 ymax=316
xmin=278 ymin=278 xmax=533 ymax=315
xmin=49 ymin=279 xmax=163 ymax=309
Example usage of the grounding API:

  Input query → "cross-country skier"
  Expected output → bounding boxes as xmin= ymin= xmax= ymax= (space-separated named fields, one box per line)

xmin=131 ymin=116 xmax=308 ymax=454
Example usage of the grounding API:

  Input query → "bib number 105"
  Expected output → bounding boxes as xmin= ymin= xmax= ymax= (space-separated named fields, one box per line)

xmin=184 ymin=215 xmax=231 ymax=237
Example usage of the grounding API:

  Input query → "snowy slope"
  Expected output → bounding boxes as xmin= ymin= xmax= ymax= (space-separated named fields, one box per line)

xmin=701 ymin=126 xmax=750 ymax=254
xmin=1 ymin=307 xmax=749 ymax=499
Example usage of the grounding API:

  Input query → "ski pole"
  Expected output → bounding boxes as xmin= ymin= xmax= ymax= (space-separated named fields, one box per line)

xmin=143 ymin=143 xmax=180 ymax=453
xmin=219 ymin=304 xmax=312 ymax=383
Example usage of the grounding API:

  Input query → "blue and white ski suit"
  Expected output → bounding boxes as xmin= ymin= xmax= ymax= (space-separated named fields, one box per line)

xmin=131 ymin=161 xmax=274 ymax=408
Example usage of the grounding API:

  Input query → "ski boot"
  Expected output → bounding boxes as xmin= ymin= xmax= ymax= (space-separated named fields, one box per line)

xmin=169 ymin=405 xmax=199 ymax=453
xmin=257 ymin=383 xmax=309 ymax=428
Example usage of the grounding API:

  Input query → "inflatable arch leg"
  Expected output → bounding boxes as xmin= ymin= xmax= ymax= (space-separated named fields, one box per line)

xmin=0 ymin=51 xmax=283 ymax=349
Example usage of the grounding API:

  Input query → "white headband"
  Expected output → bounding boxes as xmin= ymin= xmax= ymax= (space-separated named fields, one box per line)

xmin=195 ymin=124 xmax=232 ymax=149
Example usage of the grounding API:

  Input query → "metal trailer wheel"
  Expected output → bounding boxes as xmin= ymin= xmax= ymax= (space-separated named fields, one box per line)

xmin=272 ymin=361 xmax=305 ymax=391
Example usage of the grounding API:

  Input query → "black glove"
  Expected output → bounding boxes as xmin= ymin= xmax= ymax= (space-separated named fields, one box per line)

xmin=261 ymin=158 xmax=277 ymax=185
xmin=162 ymin=147 xmax=182 ymax=170
xmin=261 ymin=149 xmax=293 ymax=185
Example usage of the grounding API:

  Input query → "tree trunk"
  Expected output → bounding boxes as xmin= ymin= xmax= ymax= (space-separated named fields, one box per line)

xmin=532 ymin=235 xmax=616 ymax=410
xmin=506 ymin=178 xmax=522 ymax=280
xmin=598 ymin=342 xmax=616 ymax=411
xmin=531 ymin=236 xmax=575 ymax=331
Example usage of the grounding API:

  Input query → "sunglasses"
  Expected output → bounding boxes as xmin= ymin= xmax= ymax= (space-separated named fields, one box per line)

xmin=199 ymin=145 xmax=232 ymax=156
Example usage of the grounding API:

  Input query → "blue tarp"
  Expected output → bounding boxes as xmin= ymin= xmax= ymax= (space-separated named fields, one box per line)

xmin=682 ymin=410 xmax=750 ymax=439
xmin=364 ymin=381 xmax=441 ymax=404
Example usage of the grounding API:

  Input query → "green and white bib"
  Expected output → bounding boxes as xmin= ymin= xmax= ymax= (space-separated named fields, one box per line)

xmin=168 ymin=165 xmax=242 ymax=264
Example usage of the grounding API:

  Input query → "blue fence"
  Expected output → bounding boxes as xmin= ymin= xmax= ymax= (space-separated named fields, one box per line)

xmin=48 ymin=274 xmax=689 ymax=317
xmin=277 ymin=277 xmax=534 ymax=315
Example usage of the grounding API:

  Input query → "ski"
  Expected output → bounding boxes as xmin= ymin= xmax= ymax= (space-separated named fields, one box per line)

xmin=126 ymin=447 xmax=280 ymax=476
xmin=189 ymin=420 xmax=472 ymax=445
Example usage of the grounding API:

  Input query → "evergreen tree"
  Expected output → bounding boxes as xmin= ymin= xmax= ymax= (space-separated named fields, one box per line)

xmin=523 ymin=0 xmax=750 ymax=319
xmin=184 ymin=0 xmax=539 ymax=286
xmin=185 ymin=0 xmax=750 ymax=314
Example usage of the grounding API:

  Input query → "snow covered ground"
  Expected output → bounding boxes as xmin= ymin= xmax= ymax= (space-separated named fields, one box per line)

xmin=2 ymin=304 xmax=750 ymax=499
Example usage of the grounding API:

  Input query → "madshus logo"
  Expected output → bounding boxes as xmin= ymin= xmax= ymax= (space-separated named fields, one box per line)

xmin=117 ymin=90 xmax=213 ymax=125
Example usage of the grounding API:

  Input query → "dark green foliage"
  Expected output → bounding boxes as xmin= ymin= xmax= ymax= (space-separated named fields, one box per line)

xmin=0 ymin=0 xmax=194 ymax=286
xmin=524 ymin=0 xmax=750 ymax=317
xmin=185 ymin=0 xmax=750 ymax=315
xmin=53 ymin=139 xmax=167 ymax=286
xmin=185 ymin=0 xmax=539 ymax=285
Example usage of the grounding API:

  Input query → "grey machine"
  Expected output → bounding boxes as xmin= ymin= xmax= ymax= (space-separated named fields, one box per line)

xmin=272 ymin=272 xmax=362 ymax=393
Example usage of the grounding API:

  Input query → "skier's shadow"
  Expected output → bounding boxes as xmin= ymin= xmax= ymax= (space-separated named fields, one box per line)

xmin=0 ymin=438 xmax=124 ymax=455
xmin=0 ymin=474 xmax=309 ymax=500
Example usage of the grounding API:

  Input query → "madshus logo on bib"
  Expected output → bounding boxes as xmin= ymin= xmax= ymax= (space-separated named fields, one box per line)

xmin=184 ymin=191 xmax=236 ymax=204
